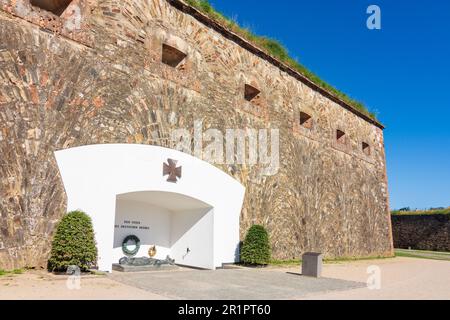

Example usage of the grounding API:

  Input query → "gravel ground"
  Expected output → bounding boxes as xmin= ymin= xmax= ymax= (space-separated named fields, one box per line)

xmin=301 ymin=257 xmax=450 ymax=300
xmin=0 ymin=271 xmax=166 ymax=300
xmin=1 ymin=256 xmax=449 ymax=300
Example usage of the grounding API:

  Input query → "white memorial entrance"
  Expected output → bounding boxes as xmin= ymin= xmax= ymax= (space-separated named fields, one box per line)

xmin=54 ymin=144 xmax=245 ymax=272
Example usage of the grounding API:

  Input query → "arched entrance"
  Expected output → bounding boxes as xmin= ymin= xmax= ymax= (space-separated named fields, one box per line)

xmin=113 ymin=191 xmax=214 ymax=269
xmin=55 ymin=144 xmax=245 ymax=272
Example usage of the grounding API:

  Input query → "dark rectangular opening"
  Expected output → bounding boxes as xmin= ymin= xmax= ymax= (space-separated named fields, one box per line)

xmin=244 ymin=84 xmax=260 ymax=102
xmin=300 ymin=112 xmax=313 ymax=129
xmin=30 ymin=0 xmax=73 ymax=16
xmin=162 ymin=44 xmax=187 ymax=68
xmin=362 ymin=142 xmax=371 ymax=155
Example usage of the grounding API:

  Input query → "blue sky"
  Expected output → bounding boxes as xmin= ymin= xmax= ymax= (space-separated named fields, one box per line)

xmin=210 ymin=0 xmax=450 ymax=210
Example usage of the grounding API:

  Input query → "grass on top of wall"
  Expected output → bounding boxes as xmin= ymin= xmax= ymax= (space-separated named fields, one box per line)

xmin=183 ymin=0 xmax=377 ymax=120
xmin=391 ymin=207 xmax=450 ymax=216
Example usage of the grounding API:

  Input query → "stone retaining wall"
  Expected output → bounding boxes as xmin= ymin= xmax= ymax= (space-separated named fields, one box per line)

xmin=391 ymin=215 xmax=450 ymax=252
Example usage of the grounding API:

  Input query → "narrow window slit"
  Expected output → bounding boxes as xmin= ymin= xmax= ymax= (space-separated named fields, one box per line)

xmin=300 ymin=112 xmax=313 ymax=129
xmin=362 ymin=142 xmax=371 ymax=155
xmin=336 ymin=129 xmax=346 ymax=144
xmin=244 ymin=84 xmax=260 ymax=102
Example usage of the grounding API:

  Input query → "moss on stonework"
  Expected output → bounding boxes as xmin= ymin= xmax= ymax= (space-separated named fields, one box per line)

xmin=183 ymin=0 xmax=377 ymax=120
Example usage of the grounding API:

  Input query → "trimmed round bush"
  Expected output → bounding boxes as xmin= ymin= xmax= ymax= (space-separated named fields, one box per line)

xmin=47 ymin=210 xmax=98 ymax=272
xmin=241 ymin=225 xmax=271 ymax=265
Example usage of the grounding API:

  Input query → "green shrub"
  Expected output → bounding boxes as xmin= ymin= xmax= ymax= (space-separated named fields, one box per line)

xmin=241 ymin=225 xmax=271 ymax=265
xmin=47 ymin=210 xmax=97 ymax=272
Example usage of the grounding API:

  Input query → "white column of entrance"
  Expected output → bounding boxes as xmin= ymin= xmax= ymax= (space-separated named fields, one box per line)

xmin=55 ymin=144 xmax=245 ymax=272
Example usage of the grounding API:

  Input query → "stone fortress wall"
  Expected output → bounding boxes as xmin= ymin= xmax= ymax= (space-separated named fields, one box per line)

xmin=392 ymin=215 xmax=450 ymax=252
xmin=0 ymin=0 xmax=393 ymax=269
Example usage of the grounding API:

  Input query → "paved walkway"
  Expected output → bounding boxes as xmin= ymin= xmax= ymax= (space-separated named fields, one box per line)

xmin=109 ymin=268 xmax=363 ymax=300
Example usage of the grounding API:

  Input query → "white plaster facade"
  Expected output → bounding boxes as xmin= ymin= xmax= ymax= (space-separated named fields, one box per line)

xmin=54 ymin=144 xmax=245 ymax=272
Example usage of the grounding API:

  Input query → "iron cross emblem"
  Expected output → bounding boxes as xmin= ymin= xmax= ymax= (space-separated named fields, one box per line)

xmin=163 ymin=159 xmax=182 ymax=183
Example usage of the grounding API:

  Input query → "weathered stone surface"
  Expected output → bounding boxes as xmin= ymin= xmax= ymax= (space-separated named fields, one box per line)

xmin=392 ymin=215 xmax=450 ymax=252
xmin=0 ymin=0 xmax=393 ymax=269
